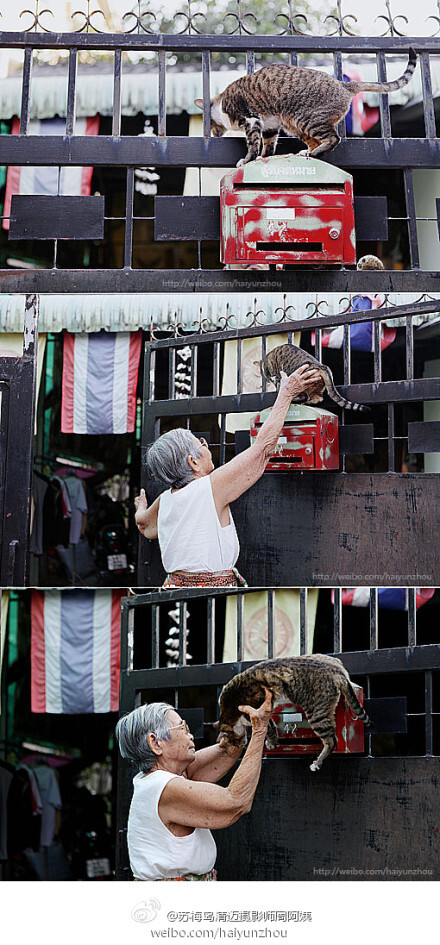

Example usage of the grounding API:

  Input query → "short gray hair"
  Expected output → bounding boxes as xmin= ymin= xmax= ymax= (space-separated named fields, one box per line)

xmin=145 ymin=428 xmax=202 ymax=489
xmin=115 ymin=702 xmax=174 ymax=773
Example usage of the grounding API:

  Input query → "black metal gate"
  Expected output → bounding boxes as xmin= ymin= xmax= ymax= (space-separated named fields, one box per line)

xmin=140 ymin=296 xmax=440 ymax=586
xmin=0 ymin=294 xmax=39 ymax=585
xmin=116 ymin=586 xmax=440 ymax=881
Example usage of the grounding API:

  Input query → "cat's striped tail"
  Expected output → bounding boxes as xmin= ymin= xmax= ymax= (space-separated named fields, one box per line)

xmin=344 ymin=48 xmax=417 ymax=96
xmin=319 ymin=365 xmax=370 ymax=412
xmin=339 ymin=677 xmax=371 ymax=726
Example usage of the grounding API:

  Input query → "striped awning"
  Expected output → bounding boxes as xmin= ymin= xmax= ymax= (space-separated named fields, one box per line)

xmin=0 ymin=293 xmax=439 ymax=334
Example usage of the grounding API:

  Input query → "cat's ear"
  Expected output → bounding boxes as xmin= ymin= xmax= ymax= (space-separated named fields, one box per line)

xmin=212 ymin=720 xmax=219 ymax=729
xmin=194 ymin=99 xmax=205 ymax=111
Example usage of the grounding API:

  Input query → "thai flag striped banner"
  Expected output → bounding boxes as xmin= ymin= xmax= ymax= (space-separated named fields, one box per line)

xmin=2 ymin=115 xmax=99 ymax=230
xmin=314 ymin=296 xmax=396 ymax=353
xmin=332 ymin=588 xmax=435 ymax=610
xmin=31 ymin=589 xmax=125 ymax=714
xmin=61 ymin=330 xmax=143 ymax=434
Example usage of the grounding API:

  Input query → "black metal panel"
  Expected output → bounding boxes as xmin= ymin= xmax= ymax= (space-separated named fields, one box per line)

xmin=408 ymin=420 xmax=440 ymax=453
xmin=9 ymin=195 xmax=105 ymax=241
xmin=3 ymin=268 xmax=440 ymax=294
xmin=154 ymin=195 xmax=388 ymax=243
xmin=2 ymin=136 xmax=440 ymax=170
xmin=339 ymin=424 xmax=375 ymax=455
xmin=214 ymin=757 xmax=440 ymax=881
xmin=154 ymin=196 xmax=220 ymax=241
xmin=353 ymin=196 xmax=389 ymax=242
xmin=363 ymin=697 xmax=407 ymax=734
xmin=228 ymin=473 xmax=440 ymax=587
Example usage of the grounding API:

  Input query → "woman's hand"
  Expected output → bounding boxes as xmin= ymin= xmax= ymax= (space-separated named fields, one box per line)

xmin=279 ymin=365 xmax=322 ymax=400
xmin=133 ymin=490 xmax=160 ymax=539
xmin=238 ymin=686 xmax=273 ymax=737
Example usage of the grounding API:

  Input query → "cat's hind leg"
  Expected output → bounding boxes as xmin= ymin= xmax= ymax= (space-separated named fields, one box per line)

xmin=305 ymin=128 xmax=341 ymax=158
xmin=261 ymin=129 xmax=280 ymax=159
xmin=308 ymin=710 xmax=338 ymax=771
xmin=310 ymin=731 xmax=337 ymax=772
xmin=236 ymin=117 xmax=264 ymax=167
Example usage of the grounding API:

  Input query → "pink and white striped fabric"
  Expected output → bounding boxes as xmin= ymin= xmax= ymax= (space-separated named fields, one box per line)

xmin=31 ymin=589 xmax=124 ymax=714
xmin=2 ymin=115 xmax=99 ymax=230
xmin=332 ymin=588 xmax=435 ymax=610
xmin=313 ymin=296 xmax=396 ymax=353
xmin=61 ymin=330 xmax=143 ymax=434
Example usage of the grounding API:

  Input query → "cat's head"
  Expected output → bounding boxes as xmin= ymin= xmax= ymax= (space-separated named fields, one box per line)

xmin=194 ymin=95 xmax=231 ymax=137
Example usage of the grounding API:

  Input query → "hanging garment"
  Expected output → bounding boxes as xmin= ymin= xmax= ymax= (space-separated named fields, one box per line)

xmin=315 ymin=296 xmax=396 ymax=352
xmin=334 ymin=588 xmax=435 ymax=609
xmin=32 ymin=765 xmax=62 ymax=848
xmin=2 ymin=116 xmax=99 ymax=230
xmin=31 ymin=589 xmax=124 ymax=713
xmin=30 ymin=472 xmax=50 ymax=556
xmin=61 ymin=330 xmax=142 ymax=434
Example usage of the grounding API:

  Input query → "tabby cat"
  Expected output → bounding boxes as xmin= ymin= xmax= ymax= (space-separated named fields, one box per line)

xmin=195 ymin=49 xmax=417 ymax=166
xmin=259 ymin=343 xmax=368 ymax=411
xmin=216 ymin=655 xmax=371 ymax=772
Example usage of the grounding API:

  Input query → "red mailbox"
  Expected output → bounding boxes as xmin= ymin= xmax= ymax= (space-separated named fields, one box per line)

xmin=250 ymin=404 xmax=339 ymax=471
xmin=265 ymin=683 xmax=366 ymax=757
xmin=220 ymin=154 xmax=356 ymax=267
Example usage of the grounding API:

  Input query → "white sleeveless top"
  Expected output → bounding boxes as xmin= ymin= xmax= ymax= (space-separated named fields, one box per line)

xmin=157 ymin=475 xmax=240 ymax=573
xmin=127 ymin=769 xmax=217 ymax=880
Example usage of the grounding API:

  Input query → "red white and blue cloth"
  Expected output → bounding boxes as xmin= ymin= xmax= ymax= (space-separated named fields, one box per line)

xmin=61 ymin=330 xmax=143 ymax=434
xmin=333 ymin=588 xmax=435 ymax=610
xmin=2 ymin=115 xmax=99 ymax=230
xmin=314 ymin=296 xmax=396 ymax=353
xmin=31 ymin=589 xmax=125 ymax=714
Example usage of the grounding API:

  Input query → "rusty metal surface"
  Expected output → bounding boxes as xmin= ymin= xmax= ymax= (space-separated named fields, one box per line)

xmin=231 ymin=473 xmax=440 ymax=585
xmin=214 ymin=756 xmax=440 ymax=881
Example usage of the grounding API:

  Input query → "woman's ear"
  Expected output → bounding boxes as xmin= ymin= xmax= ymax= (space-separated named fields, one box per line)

xmin=187 ymin=453 xmax=199 ymax=474
xmin=147 ymin=733 xmax=162 ymax=756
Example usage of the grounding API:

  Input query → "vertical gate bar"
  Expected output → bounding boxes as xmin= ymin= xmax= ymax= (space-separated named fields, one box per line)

xmin=207 ymin=596 xmax=215 ymax=665
xmin=220 ymin=413 xmax=226 ymax=466
xmin=127 ymin=606 xmax=135 ymax=673
xmin=236 ymin=593 xmax=244 ymax=662
xmin=333 ymin=52 xmax=346 ymax=139
xmin=158 ymin=50 xmax=166 ymax=137
xmin=314 ymin=327 xmax=322 ymax=362
xmin=300 ymin=587 xmax=307 ymax=655
xmin=420 ymin=51 xmax=437 ymax=139
xmin=152 ymin=604 xmax=160 ymax=669
xmin=267 ymin=590 xmax=274 ymax=659
xmin=376 ymin=52 xmax=391 ymax=139
xmin=237 ymin=337 xmax=243 ymax=395
xmin=124 ymin=167 xmax=134 ymax=269
xmin=144 ymin=343 xmax=152 ymax=403
xmin=120 ymin=599 xmax=129 ymax=674
xmin=373 ymin=320 xmax=381 ymax=383
xmin=405 ymin=315 xmax=414 ymax=381
xmin=333 ymin=587 xmax=342 ymax=653
xmin=213 ymin=342 xmax=220 ymax=397
xmin=289 ymin=51 xmax=298 ymax=67
xmin=66 ymin=48 xmax=78 ymax=136
xmin=179 ymin=601 xmax=187 ymax=667
xmin=343 ymin=323 xmax=351 ymax=385
xmin=190 ymin=344 xmax=198 ymax=398
xmin=168 ymin=347 xmax=176 ymax=400
xmin=366 ymin=675 xmax=373 ymax=757
xmin=246 ymin=50 xmax=255 ymax=74
xmin=202 ymin=51 xmax=211 ymax=139
xmin=6 ymin=542 xmax=18 ymax=587
xmin=407 ymin=587 xmax=416 ymax=647
xmin=112 ymin=48 xmax=122 ymax=137
xmin=404 ymin=169 xmax=420 ymax=270
xmin=369 ymin=587 xmax=378 ymax=651
xmin=261 ymin=335 xmax=267 ymax=393
xmin=424 ymin=671 xmax=433 ymax=756
xmin=387 ymin=403 xmax=395 ymax=472
xmin=20 ymin=47 xmax=33 ymax=135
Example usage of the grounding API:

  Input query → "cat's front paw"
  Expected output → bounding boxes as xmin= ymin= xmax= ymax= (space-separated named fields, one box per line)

xmin=297 ymin=149 xmax=311 ymax=158
xmin=236 ymin=158 xmax=247 ymax=168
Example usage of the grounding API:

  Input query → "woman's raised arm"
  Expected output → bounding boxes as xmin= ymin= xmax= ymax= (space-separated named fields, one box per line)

xmin=210 ymin=365 xmax=322 ymax=516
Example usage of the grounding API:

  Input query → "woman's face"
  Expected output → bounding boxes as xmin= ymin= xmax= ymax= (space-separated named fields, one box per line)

xmin=189 ymin=435 xmax=214 ymax=477
xmin=158 ymin=710 xmax=196 ymax=769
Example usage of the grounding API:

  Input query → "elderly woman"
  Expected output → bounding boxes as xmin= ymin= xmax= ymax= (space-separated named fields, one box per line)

xmin=116 ymin=691 xmax=272 ymax=881
xmin=135 ymin=364 xmax=321 ymax=587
